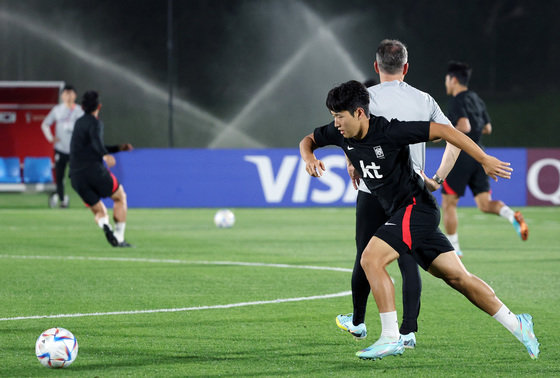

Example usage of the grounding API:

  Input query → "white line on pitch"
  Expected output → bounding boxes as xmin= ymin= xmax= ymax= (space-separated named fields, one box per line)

xmin=0 ymin=291 xmax=352 ymax=322
xmin=0 ymin=254 xmax=352 ymax=273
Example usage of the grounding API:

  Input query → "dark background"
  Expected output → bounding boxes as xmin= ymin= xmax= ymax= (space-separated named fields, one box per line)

xmin=1 ymin=0 xmax=558 ymax=148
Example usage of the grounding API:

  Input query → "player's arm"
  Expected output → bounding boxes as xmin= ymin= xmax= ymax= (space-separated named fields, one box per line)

xmin=429 ymin=122 xmax=511 ymax=181
xmin=89 ymin=121 xmax=110 ymax=159
xmin=455 ymin=117 xmax=471 ymax=133
xmin=41 ymin=109 xmax=56 ymax=143
xmin=345 ymin=153 xmax=361 ymax=190
xmin=299 ymin=133 xmax=325 ymax=177
xmin=423 ymin=141 xmax=460 ymax=191
xmin=106 ymin=144 xmax=134 ymax=153
xmin=103 ymin=154 xmax=116 ymax=168
xmin=482 ymin=122 xmax=492 ymax=135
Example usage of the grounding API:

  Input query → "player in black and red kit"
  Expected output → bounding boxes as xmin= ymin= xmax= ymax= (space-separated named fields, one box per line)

xmin=70 ymin=91 xmax=133 ymax=247
xmin=442 ymin=61 xmax=529 ymax=256
xmin=299 ymin=80 xmax=539 ymax=361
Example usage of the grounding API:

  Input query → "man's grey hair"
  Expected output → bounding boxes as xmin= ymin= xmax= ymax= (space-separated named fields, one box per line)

xmin=375 ymin=39 xmax=408 ymax=75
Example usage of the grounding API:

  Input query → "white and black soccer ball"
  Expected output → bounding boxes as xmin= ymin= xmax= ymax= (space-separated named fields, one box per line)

xmin=214 ymin=209 xmax=235 ymax=228
xmin=35 ymin=327 xmax=78 ymax=368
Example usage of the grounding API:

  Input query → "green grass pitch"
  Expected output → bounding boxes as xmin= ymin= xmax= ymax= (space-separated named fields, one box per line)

xmin=0 ymin=195 xmax=559 ymax=376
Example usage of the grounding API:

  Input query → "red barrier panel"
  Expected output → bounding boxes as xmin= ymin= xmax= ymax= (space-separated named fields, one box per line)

xmin=0 ymin=81 xmax=63 ymax=161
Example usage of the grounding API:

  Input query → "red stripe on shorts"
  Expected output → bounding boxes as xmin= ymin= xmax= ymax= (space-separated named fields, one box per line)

xmin=402 ymin=197 xmax=416 ymax=250
xmin=442 ymin=180 xmax=457 ymax=195
xmin=109 ymin=171 xmax=119 ymax=193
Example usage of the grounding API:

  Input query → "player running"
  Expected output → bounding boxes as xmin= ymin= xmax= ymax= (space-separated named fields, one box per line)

xmin=69 ymin=90 xmax=133 ymax=247
xmin=335 ymin=39 xmax=460 ymax=349
xmin=300 ymin=80 xmax=539 ymax=360
xmin=442 ymin=61 xmax=529 ymax=256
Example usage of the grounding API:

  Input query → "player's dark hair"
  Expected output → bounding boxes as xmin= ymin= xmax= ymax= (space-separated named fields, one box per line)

xmin=363 ymin=78 xmax=379 ymax=87
xmin=447 ymin=61 xmax=472 ymax=86
xmin=62 ymin=84 xmax=76 ymax=93
xmin=326 ymin=80 xmax=370 ymax=117
xmin=81 ymin=90 xmax=100 ymax=114
xmin=376 ymin=39 xmax=408 ymax=75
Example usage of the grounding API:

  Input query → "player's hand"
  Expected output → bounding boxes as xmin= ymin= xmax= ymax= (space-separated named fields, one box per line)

xmin=482 ymin=155 xmax=512 ymax=181
xmin=305 ymin=159 xmax=325 ymax=177
xmin=103 ymin=154 xmax=116 ymax=168
xmin=347 ymin=161 xmax=361 ymax=190
xmin=119 ymin=143 xmax=133 ymax=151
xmin=53 ymin=137 xmax=60 ymax=143
xmin=421 ymin=170 xmax=440 ymax=192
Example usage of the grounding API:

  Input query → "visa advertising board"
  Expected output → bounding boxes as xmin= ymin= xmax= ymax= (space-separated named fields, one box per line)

xmin=108 ymin=148 xmax=559 ymax=208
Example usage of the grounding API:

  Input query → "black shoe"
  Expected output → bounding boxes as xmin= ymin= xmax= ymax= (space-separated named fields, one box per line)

xmin=118 ymin=241 xmax=133 ymax=248
xmin=103 ymin=224 xmax=119 ymax=247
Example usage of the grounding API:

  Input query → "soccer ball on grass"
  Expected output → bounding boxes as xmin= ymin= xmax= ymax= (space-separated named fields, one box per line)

xmin=35 ymin=327 xmax=78 ymax=368
xmin=214 ymin=209 xmax=235 ymax=228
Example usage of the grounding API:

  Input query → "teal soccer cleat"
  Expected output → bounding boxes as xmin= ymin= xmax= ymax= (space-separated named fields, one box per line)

xmin=515 ymin=313 xmax=540 ymax=359
xmin=336 ymin=313 xmax=367 ymax=340
xmin=356 ymin=336 xmax=404 ymax=360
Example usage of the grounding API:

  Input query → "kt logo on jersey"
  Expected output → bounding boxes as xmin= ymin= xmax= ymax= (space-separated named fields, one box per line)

xmin=359 ymin=160 xmax=383 ymax=179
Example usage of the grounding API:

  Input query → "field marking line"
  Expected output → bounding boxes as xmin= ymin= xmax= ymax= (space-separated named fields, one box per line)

xmin=0 ymin=254 xmax=353 ymax=273
xmin=0 ymin=291 xmax=352 ymax=322
xmin=0 ymin=254 xmax=353 ymax=322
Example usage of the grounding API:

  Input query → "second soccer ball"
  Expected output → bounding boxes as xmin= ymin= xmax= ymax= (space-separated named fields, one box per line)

xmin=214 ymin=209 xmax=235 ymax=228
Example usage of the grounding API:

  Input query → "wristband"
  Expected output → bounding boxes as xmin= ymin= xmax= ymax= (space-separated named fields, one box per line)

xmin=432 ymin=174 xmax=444 ymax=185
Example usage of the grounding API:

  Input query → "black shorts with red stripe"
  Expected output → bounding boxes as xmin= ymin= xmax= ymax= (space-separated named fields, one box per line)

xmin=70 ymin=164 xmax=120 ymax=206
xmin=375 ymin=197 xmax=454 ymax=270
xmin=441 ymin=151 xmax=490 ymax=197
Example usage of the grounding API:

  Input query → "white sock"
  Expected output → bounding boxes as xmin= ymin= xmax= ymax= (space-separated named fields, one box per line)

xmin=492 ymin=304 xmax=520 ymax=340
xmin=445 ymin=233 xmax=461 ymax=251
xmin=499 ymin=205 xmax=515 ymax=224
xmin=114 ymin=222 xmax=126 ymax=243
xmin=96 ymin=216 xmax=110 ymax=229
xmin=379 ymin=311 xmax=399 ymax=340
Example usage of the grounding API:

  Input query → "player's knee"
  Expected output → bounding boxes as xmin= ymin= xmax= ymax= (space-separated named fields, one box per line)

xmin=477 ymin=201 xmax=490 ymax=213
xmin=360 ymin=247 xmax=390 ymax=271
xmin=443 ymin=270 xmax=471 ymax=289
xmin=113 ymin=187 xmax=127 ymax=202
xmin=360 ymin=248 xmax=377 ymax=271
xmin=441 ymin=197 xmax=457 ymax=211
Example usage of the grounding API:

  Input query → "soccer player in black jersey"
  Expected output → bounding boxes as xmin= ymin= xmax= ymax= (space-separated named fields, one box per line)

xmin=335 ymin=41 xmax=460 ymax=348
xmin=299 ymin=80 xmax=539 ymax=360
xmin=70 ymin=91 xmax=133 ymax=247
xmin=442 ymin=61 xmax=529 ymax=256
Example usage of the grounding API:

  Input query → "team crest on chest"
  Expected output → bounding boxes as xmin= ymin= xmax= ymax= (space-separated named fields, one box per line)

xmin=373 ymin=146 xmax=385 ymax=159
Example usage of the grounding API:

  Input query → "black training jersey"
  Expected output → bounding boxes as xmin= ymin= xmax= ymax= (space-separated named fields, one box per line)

xmin=313 ymin=116 xmax=437 ymax=216
xmin=447 ymin=90 xmax=490 ymax=145
xmin=70 ymin=114 xmax=118 ymax=175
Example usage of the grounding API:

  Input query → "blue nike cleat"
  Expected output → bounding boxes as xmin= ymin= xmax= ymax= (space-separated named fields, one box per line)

xmin=513 ymin=211 xmax=529 ymax=241
xmin=400 ymin=332 xmax=416 ymax=349
xmin=356 ymin=336 xmax=404 ymax=360
xmin=336 ymin=313 xmax=367 ymax=340
xmin=515 ymin=313 xmax=540 ymax=359
xmin=455 ymin=249 xmax=463 ymax=258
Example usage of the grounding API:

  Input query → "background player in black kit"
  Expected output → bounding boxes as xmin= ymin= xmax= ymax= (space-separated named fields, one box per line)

xmin=442 ymin=61 xmax=529 ymax=256
xmin=70 ymin=91 xmax=133 ymax=247
xmin=299 ymin=80 xmax=539 ymax=361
